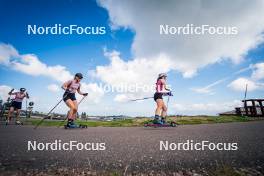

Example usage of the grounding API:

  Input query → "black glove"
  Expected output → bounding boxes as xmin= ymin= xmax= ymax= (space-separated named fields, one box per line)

xmin=65 ymin=89 xmax=71 ymax=93
xmin=83 ymin=93 xmax=88 ymax=96
xmin=8 ymin=88 xmax=14 ymax=95
xmin=166 ymin=91 xmax=173 ymax=96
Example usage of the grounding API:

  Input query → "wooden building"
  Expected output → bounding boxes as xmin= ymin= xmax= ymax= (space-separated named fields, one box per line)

xmin=235 ymin=99 xmax=264 ymax=117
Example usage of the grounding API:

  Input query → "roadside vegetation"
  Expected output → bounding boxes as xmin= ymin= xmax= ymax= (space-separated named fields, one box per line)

xmin=22 ymin=115 xmax=264 ymax=127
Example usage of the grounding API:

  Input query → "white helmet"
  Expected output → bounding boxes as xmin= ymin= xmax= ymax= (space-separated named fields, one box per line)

xmin=158 ymin=73 xmax=167 ymax=78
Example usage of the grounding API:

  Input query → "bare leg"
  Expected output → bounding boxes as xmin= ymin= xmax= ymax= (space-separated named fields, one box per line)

xmin=7 ymin=107 xmax=14 ymax=122
xmin=65 ymin=99 xmax=77 ymax=120
xmin=16 ymin=109 xmax=21 ymax=122
xmin=72 ymin=100 xmax=78 ymax=120
xmin=161 ymin=103 xmax=167 ymax=118
xmin=155 ymin=99 xmax=164 ymax=116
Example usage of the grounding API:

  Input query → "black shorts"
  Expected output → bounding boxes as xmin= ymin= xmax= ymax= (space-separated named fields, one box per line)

xmin=63 ymin=92 xmax=76 ymax=102
xmin=154 ymin=92 xmax=163 ymax=101
xmin=11 ymin=101 xmax=22 ymax=110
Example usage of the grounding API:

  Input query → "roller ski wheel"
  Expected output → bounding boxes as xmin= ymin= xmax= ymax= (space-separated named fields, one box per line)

xmin=15 ymin=121 xmax=23 ymax=125
xmin=79 ymin=124 xmax=87 ymax=128
xmin=170 ymin=122 xmax=178 ymax=127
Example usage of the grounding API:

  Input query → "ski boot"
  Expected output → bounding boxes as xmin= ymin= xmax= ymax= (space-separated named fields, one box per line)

xmin=153 ymin=115 xmax=163 ymax=124
xmin=64 ymin=120 xmax=79 ymax=129
xmin=160 ymin=117 xmax=166 ymax=124
xmin=144 ymin=115 xmax=178 ymax=127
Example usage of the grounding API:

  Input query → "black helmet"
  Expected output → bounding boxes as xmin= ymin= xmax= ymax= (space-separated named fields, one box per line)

xmin=158 ymin=73 xmax=167 ymax=78
xmin=75 ymin=73 xmax=83 ymax=79
xmin=20 ymin=88 xmax=26 ymax=92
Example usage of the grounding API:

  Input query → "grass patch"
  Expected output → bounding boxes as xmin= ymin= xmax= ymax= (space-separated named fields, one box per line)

xmin=22 ymin=115 xmax=263 ymax=127
xmin=167 ymin=115 xmax=254 ymax=125
xmin=24 ymin=118 xmax=135 ymax=127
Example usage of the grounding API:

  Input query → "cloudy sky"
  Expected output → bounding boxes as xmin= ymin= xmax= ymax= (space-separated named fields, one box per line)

xmin=0 ymin=0 xmax=264 ymax=116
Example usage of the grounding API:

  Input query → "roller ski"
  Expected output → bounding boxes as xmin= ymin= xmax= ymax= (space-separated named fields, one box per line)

xmin=64 ymin=124 xmax=88 ymax=129
xmin=5 ymin=120 xmax=24 ymax=125
xmin=64 ymin=120 xmax=87 ymax=129
xmin=144 ymin=116 xmax=177 ymax=127
xmin=15 ymin=120 xmax=23 ymax=125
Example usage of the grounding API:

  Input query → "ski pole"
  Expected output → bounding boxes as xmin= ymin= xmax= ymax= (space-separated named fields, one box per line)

xmin=57 ymin=95 xmax=87 ymax=127
xmin=34 ymin=92 xmax=69 ymax=129
xmin=26 ymin=98 xmax=28 ymax=118
xmin=2 ymin=88 xmax=14 ymax=120
xmin=7 ymin=88 xmax=14 ymax=102
xmin=78 ymin=95 xmax=86 ymax=105
xmin=25 ymin=92 xmax=29 ymax=118
xmin=130 ymin=96 xmax=153 ymax=101
xmin=167 ymin=95 xmax=170 ymax=115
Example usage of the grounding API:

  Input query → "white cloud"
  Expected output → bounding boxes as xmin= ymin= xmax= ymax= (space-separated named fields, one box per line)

xmin=228 ymin=77 xmax=263 ymax=92
xmin=113 ymin=93 xmax=140 ymax=102
xmin=98 ymin=0 xmax=264 ymax=77
xmin=251 ymin=62 xmax=264 ymax=81
xmin=93 ymin=49 xmax=172 ymax=100
xmin=0 ymin=43 xmax=105 ymax=105
xmin=192 ymin=63 xmax=264 ymax=94
xmin=228 ymin=62 xmax=264 ymax=92
xmin=12 ymin=54 xmax=72 ymax=82
xmin=47 ymin=84 xmax=60 ymax=92
xmin=173 ymin=100 xmax=242 ymax=115
xmin=96 ymin=49 xmax=172 ymax=85
xmin=0 ymin=43 xmax=19 ymax=65
xmin=191 ymin=78 xmax=227 ymax=94
xmin=0 ymin=43 xmax=72 ymax=82
xmin=0 ymin=85 xmax=13 ymax=102
xmin=114 ymin=94 xmax=129 ymax=102
xmin=79 ymin=83 xmax=104 ymax=104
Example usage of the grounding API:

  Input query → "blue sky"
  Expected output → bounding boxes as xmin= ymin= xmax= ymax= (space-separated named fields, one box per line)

xmin=0 ymin=0 xmax=264 ymax=116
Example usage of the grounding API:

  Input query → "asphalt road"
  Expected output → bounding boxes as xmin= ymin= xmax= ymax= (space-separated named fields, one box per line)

xmin=0 ymin=121 xmax=264 ymax=174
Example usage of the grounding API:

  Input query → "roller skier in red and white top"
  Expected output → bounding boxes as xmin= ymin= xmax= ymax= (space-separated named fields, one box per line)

xmin=153 ymin=73 xmax=172 ymax=124
xmin=62 ymin=73 xmax=88 ymax=128
xmin=7 ymin=88 xmax=29 ymax=125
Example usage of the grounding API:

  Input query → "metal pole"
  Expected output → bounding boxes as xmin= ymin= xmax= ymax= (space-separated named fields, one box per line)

xmin=242 ymin=84 xmax=248 ymax=116
xmin=130 ymin=97 xmax=153 ymax=101
xmin=34 ymin=98 xmax=64 ymax=129
xmin=167 ymin=95 xmax=170 ymax=114
xmin=244 ymin=84 xmax=248 ymax=100
xmin=34 ymin=92 xmax=70 ymax=129
xmin=25 ymin=98 xmax=28 ymax=118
